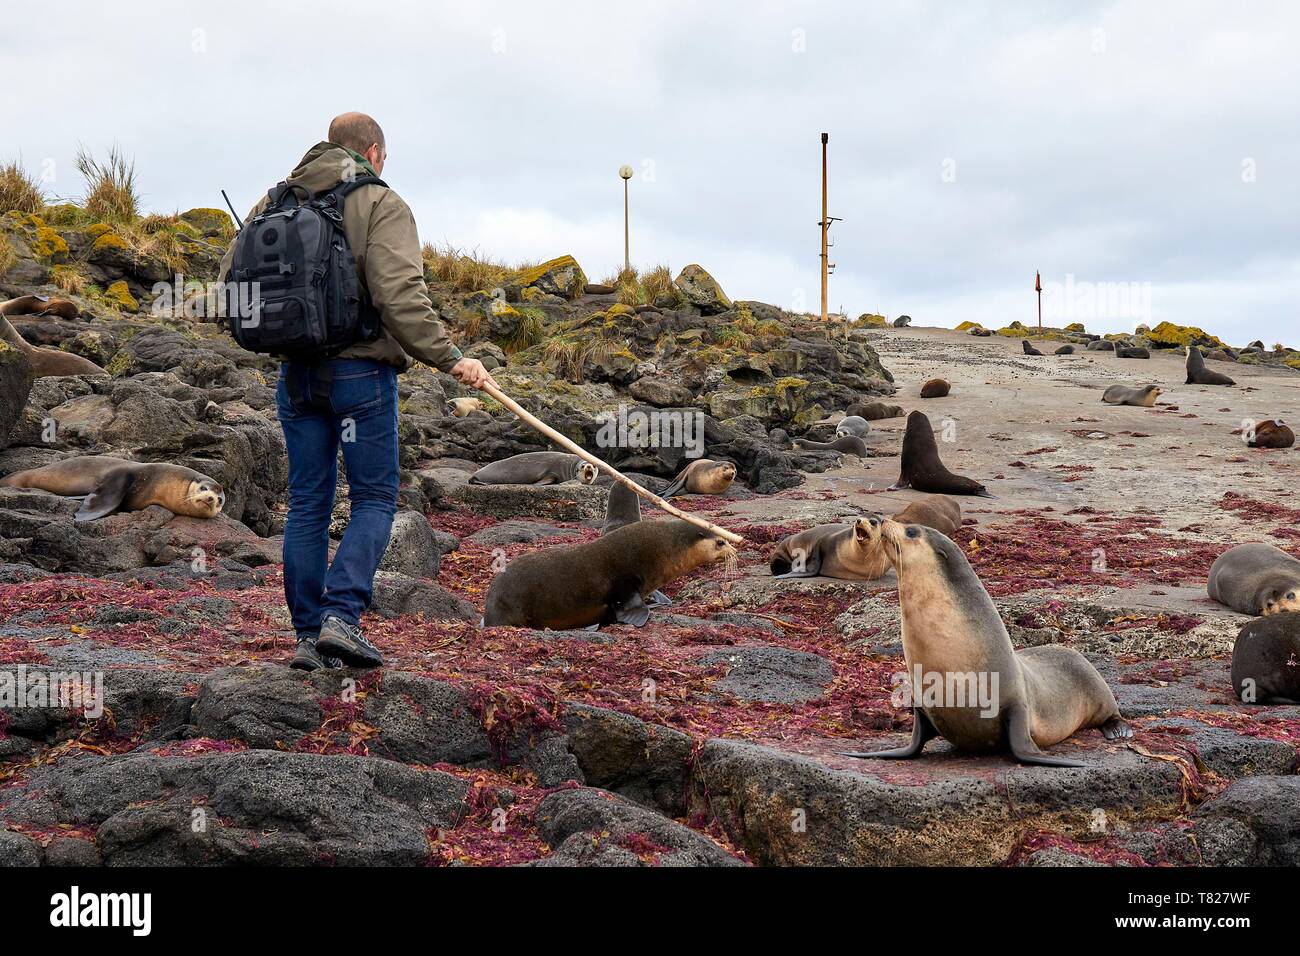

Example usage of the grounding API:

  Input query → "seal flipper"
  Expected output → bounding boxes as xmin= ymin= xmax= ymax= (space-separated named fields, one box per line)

xmin=1006 ymin=700 xmax=1087 ymax=768
xmin=645 ymin=590 xmax=672 ymax=609
xmin=75 ymin=469 xmax=134 ymax=522
xmin=660 ymin=473 xmax=689 ymax=498
xmin=839 ymin=707 xmax=937 ymax=759
xmin=611 ymin=589 xmax=651 ymax=627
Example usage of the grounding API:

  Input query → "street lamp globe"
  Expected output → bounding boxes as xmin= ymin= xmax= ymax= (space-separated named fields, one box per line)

xmin=618 ymin=165 xmax=633 ymax=180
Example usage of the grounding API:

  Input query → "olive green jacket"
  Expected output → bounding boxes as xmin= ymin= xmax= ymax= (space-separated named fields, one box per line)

xmin=218 ymin=142 xmax=462 ymax=372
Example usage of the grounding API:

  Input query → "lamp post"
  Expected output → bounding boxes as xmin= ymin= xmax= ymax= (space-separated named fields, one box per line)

xmin=619 ymin=164 xmax=633 ymax=273
xmin=1035 ymin=270 xmax=1042 ymax=332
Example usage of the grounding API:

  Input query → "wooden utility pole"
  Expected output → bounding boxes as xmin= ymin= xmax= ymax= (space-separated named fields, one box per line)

xmin=820 ymin=133 xmax=829 ymax=321
xmin=1035 ymin=270 xmax=1042 ymax=331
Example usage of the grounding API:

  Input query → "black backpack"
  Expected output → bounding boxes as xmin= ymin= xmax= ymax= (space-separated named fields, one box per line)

xmin=225 ymin=176 xmax=386 ymax=359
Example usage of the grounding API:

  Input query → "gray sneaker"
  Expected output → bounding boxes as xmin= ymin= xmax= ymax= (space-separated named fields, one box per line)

xmin=290 ymin=635 xmax=342 ymax=672
xmin=316 ymin=615 xmax=384 ymax=668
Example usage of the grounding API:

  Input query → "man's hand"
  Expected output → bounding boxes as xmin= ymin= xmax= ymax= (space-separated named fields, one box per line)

xmin=449 ymin=358 xmax=499 ymax=391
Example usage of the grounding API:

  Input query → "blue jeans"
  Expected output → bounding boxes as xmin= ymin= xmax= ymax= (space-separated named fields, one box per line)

xmin=276 ymin=358 xmax=399 ymax=636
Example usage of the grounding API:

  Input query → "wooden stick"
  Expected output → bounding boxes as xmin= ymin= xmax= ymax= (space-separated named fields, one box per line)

xmin=478 ymin=381 xmax=744 ymax=545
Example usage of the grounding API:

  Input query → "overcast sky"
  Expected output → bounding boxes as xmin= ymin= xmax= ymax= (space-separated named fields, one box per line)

xmin=6 ymin=1 xmax=1298 ymax=343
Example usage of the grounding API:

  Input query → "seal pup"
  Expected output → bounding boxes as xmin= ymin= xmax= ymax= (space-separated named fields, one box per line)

xmin=919 ymin=379 xmax=950 ymax=399
xmin=446 ymin=397 xmax=486 ymax=417
xmin=1231 ymin=612 xmax=1300 ymax=705
xmin=482 ymin=520 xmax=737 ymax=629
xmin=1186 ymin=346 xmax=1235 ymax=386
xmin=1116 ymin=347 xmax=1150 ymax=359
xmin=893 ymin=315 xmax=912 ymax=328
xmin=892 ymin=494 xmax=962 ymax=538
xmin=600 ymin=482 xmax=671 ymax=608
xmin=1101 ymin=384 xmax=1162 ymax=407
xmin=891 ymin=411 xmax=993 ymax=497
xmin=1086 ymin=339 xmax=1116 ymax=352
xmin=661 ymin=458 xmax=736 ymax=497
xmin=1054 ymin=345 xmax=1075 ymax=355
xmin=469 ymin=451 xmax=598 ymax=486
xmin=969 ymin=327 xmax=992 ymax=337
xmin=1021 ymin=340 xmax=1044 ymax=356
xmin=792 ymin=434 xmax=869 ymax=457
xmin=1 ymin=295 xmax=80 ymax=320
xmin=768 ymin=516 xmax=888 ymax=580
xmin=1247 ymin=419 xmax=1294 ymax=449
xmin=834 ymin=416 xmax=870 ymax=439
xmin=846 ymin=401 xmax=904 ymax=421
xmin=1207 ymin=543 xmax=1300 ymax=616
xmin=839 ymin=520 xmax=1130 ymax=766
xmin=0 ymin=456 xmax=225 ymax=521
xmin=0 ymin=316 xmax=105 ymax=378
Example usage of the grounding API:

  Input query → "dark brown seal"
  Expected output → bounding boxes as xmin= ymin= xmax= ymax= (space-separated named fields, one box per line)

xmin=482 ymin=520 xmax=736 ymax=629
xmin=891 ymin=411 xmax=992 ymax=497
xmin=919 ymin=379 xmax=950 ymax=398
xmin=1247 ymin=419 xmax=1294 ymax=449
xmin=1232 ymin=612 xmax=1300 ymax=705
xmin=892 ymin=494 xmax=962 ymax=538
xmin=846 ymin=401 xmax=905 ymax=421
xmin=1186 ymin=346 xmax=1235 ymax=386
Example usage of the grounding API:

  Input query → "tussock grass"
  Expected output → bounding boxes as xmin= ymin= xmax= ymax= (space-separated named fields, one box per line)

xmin=0 ymin=233 xmax=15 ymax=273
xmin=423 ymin=242 xmax=526 ymax=294
xmin=50 ymin=264 xmax=87 ymax=295
xmin=76 ymin=144 xmax=140 ymax=223
xmin=503 ymin=306 xmax=546 ymax=353
xmin=0 ymin=159 xmax=45 ymax=214
xmin=603 ymin=263 xmax=685 ymax=309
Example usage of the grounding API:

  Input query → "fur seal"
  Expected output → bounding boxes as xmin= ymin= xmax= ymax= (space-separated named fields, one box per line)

xmin=469 ymin=452 xmax=598 ymax=486
xmin=846 ymin=402 xmax=904 ymax=421
xmin=1 ymin=295 xmax=80 ymax=321
xmin=1208 ymin=543 xmax=1300 ymax=616
xmin=893 ymin=315 xmax=912 ymax=328
xmin=1101 ymin=384 xmax=1162 ymax=407
xmin=482 ymin=520 xmax=737 ymax=629
xmin=768 ymin=516 xmax=888 ymax=580
xmin=0 ymin=456 xmax=224 ymax=521
xmin=1231 ymin=612 xmax=1300 ymax=705
xmin=892 ymin=494 xmax=962 ymax=538
xmin=840 ymin=520 xmax=1130 ymax=766
xmin=969 ymin=327 xmax=992 ymax=337
xmin=1248 ymin=419 xmax=1295 ymax=449
xmin=1054 ymin=345 xmax=1075 ymax=355
xmin=919 ymin=379 xmax=950 ymax=399
xmin=0 ymin=299 xmax=105 ymax=378
xmin=835 ymin=416 xmax=870 ymax=438
xmin=792 ymin=434 xmax=869 ymax=456
xmin=1116 ymin=347 xmax=1150 ymax=359
xmin=600 ymin=482 xmax=671 ymax=608
xmin=661 ymin=458 xmax=736 ymax=497
xmin=891 ymin=411 xmax=992 ymax=497
xmin=1086 ymin=339 xmax=1116 ymax=352
xmin=446 ymin=397 xmax=486 ymax=417
xmin=1021 ymin=340 xmax=1044 ymax=356
xmin=1186 ymin=346 xmax=1235 ymax=386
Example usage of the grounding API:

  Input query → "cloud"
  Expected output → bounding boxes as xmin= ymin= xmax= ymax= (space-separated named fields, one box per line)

xmin=5 ymin=0 xmax=1298 ymax=343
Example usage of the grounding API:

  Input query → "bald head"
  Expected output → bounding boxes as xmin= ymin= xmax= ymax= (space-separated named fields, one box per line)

xmin=328 ymin=112 xmax=385 ymax=156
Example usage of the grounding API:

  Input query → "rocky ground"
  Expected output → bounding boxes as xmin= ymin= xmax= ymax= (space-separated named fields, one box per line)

xmin=2 ymin=205 xmax=1299 ymax=867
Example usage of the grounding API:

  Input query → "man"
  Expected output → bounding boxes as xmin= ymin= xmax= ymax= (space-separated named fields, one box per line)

xmin=219 ymin=112 xmax=497 ymax=672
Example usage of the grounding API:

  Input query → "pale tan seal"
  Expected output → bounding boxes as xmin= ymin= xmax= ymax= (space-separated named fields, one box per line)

xmin=1101 ymin=384 xmax=1162 ymax=407
xmin=840 ymin=520 xmax=1130 ymax=766
xmin=768 ymin=516 xmax=888 ymax=579
xmin=483 ymin=520 xmax=737 ymax=629
xmin=468 ymin=452 xmax=598 ymax=486
xmin=0 ymin=455 xmax=225 ymax=521
xmin=446 ymin=397 xmax=485 ymax=417
xmin=1208 ymin=543 xmax=1300 ymax=616
xmin=662 ymin=458 xmax=736 ymax=497
xmin=1 ymin=297 xmax=104 ymax=378
xmin=892 ymin=494 xmax=961 ymax=538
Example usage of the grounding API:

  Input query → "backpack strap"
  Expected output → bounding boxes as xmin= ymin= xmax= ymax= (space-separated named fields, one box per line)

xmin=267 ymin=181 xmax=313 ymax=209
